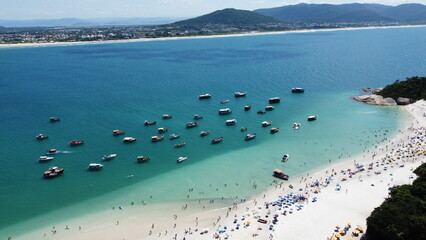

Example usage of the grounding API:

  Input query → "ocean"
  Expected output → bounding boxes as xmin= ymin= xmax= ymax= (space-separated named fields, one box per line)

xmin=0 ymin=26 xmax=426 ymax=238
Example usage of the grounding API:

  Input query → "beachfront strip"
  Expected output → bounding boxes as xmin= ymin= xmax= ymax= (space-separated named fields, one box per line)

xmin=14 ymin=101 xmax=426 ymax=240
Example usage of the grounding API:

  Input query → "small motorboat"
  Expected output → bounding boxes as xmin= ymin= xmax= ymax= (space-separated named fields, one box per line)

xmin=269 ymin=97 xmax=281 ymax=104
xmin=186 ymin=122 xmax=198 ymax=128
xmin=241 ymin=127 xmax=247 ymax=131
xmin=158 ymin=127 xmax=168 ymax=133
xmin=220 ymin=99 xmax=229 ymax=104
xmin=307 ymin=115 xmax=317 ymax=121
xmin=102 ymin=154 xmax=117 ymax=161
xmin=270 ymin=128 xmax=279 ymax=134
xmin=49 ymin=117 xmax=60 ymax=122
xmin=281 ymin=154 xmax=290 ymax=162
xmin=293 ymin=123 xmax=301 ymax=130
xmin=137 ymin=156 xmax=150 ymax=163
xmin=257 ymin=110 xmax=266 ymax=114
xmin=211 ymin=137 xmax=223 ymax=144
xmin=265 ymin=106 xmax=275 ymax=111
xmin=36 ymin=134 xmax=48 ymax=140
xmin=291 ymin=88 xmax=305 ymax=93
xmin=218 ymin=108 xmax=232 ymax=115
xmin=123 ymin=137 xmax=137 ymax=143
xmin=177 ymin=156 xmax=187 ymax=163
xmin=144 ymin=120 xmax=156 ymax=126
xmin=244 ymin=105 xmax=251 ymax=111
xmin=199 ymin=93 xmax=212 ymax=99
xmin=175 ymin=142 xmax=186 ymax=148
xmin=88 ymin=163 xmax=103 ymax=170
xmin=226 ymin=119 xmax=237 ymax=126
xmin=112 ymin=129 xmax=125 ymax=136
xmin=69 ymin=140 xmax=84 ymax=146
xmin=245 ymin=133 xmax=256 ymax=141
xmin=162 ymin=114 xmax=172 ymax=119
xmin=170 ymin=134 xmax=180 ymax=139
xmin=43 ymin=166 xmax=64 ymax=178
xmin=151 ymin=135 xmax=164 ymax=142
xmin=273 ymin=169 xmax=289 ymax=180
xmin=46 ymin=149 xmax=57 ymax=154
xmin=262 ymin=121 xmax=272 ymax=127
xmin=200 ymin=131 xmax=210 ymax=136
xmin=194 ymin=114 xmax=203 ymax=120
xmin=234 ymin=92 xmax=247 ymax=97
xmin=39 ymin=156 xmax=54 ymax=162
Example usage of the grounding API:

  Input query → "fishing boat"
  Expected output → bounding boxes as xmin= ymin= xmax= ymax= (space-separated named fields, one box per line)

xmin=245 ymin=133 xmax=256 ymax=141
xmin=293 ymin=123 xmax=301 ymax=130
xmin=46 ymin=149 xmax=57 ymax=154
xmin=158 ymin=127 xmax=168 ymax=133
xmin=162 ymin=114 xmax=172 ymax=119
xmin=177 ymin=156 xmax=187 ymax=163
xmin=144 ymin=120 xmax=156 ymax=126
xmin=36 ymin=134 xmax=48 ymax=140
xmin=307 ymin=115 xmax=317 ymax=121
xmin=88 ymin=163 xmax=103 ymax=170
xmin=175 ymin=142 xmax=186 ymax=148
xmin=270 ymin=128 xmax=279 ymax=134
xmin=69 ymin=140 xmax=84 ymax=146
xmin=112 ymin=129 xmax=125 ymax=136
xmin=281 ymin=154 xmax=290 ymax=162
xmin=257 ymin=110 xmax=266 ymax=114
xmin=268 ymin=97 xmax=281 ymax=103
xmin=241 ymin=127 xmax=247 ymax=131
xmin=43 ymin=166 xmax=64 ymax=178
xmin=226 ymin=119 xmax=237 ymax=126
xmin=39 ymin=156 xmax=54 ymax=162
xmin=220 ymin=99 xmax=229 ymax=104
xmin=194 ymin=114 xmax=203 ymax=120
xmin=49 ymin=117 xmax=60 ymax=122
xmin=186 ymin=122 xmax=198 ymax=128
xmin=200 ymin=131 xmax=210 ymax=136
xmin=273 ymin=169 xmax=289 ymax=180
xmin=218 ymin=108 xmax=232 ymax=115
xmin=234 ymin=92 xmax=247 ymax=97
xmin=102 ymin=154 xmax=117 ymax=161
xmin=291 ymin=88 xmax=305 ymax=93
xmin=151 ymin=136 xmax=164 ymax=142
xmin=199 ymin=93 xmax=212 ymax=99
xmin=137 ymin=156 xmax=150 ymax=163
xmin=262 ymin=121 xmax=272 ymax=127
xmin=244 ymin=105 xmax=251 ymax=111
xmin=170 ymin=133 xmax=180 ymax=139
xmin=123 ymin=137 xmax=137 ymax=143
xmin=265 ymin=106 xmax=275 ymax=111
xmin=211 ymin=137 xmax=223 ymax=144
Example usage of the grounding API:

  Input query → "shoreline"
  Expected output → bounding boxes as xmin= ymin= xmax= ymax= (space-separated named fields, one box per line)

xmin=0 ymin=24 xmax=425 ymax=49
xmin=10 ymin=100 xmax=426 ymax=239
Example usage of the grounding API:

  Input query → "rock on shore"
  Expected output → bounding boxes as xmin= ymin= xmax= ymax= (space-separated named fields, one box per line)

xmin=353 ymin=94 xmax=397 ymax=106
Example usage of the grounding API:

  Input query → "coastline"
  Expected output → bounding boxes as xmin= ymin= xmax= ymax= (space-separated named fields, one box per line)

xmin=0 ymin=24 xmax=425 ymax=49
xmin=11 ymin=100 xmax=426 ymax=240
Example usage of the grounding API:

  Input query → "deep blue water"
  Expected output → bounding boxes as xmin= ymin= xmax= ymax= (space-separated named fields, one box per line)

xmin=0 ymin=26 xmax=426 ymax=237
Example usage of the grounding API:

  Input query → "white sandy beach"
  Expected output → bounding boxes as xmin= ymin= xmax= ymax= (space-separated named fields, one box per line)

xmin=12 ymin=100 xmax=426 ymax=240
xmin=0 ymin=25 xmax=425 ymax=49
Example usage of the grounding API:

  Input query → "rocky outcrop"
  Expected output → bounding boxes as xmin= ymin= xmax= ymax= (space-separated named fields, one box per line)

xmin=396 ymin=97 xmax=412 ymax=105
xmin=353 ymin=94 xmax=397 ymax=106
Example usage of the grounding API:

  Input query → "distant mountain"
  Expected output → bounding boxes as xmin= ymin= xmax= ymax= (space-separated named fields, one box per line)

xmin=173 ymin=8 xmax=281 ymax=26
xmin=0 ymin=17 xmax=185 ymax=28
xmin=254 ymin=3 xmax=426 ymax=23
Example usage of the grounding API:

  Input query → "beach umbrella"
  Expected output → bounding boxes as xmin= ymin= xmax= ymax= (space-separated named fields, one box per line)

xmin=246 ymin=221 xmax=251 ymax=224
xmin=331 ymin=237 xmax=337 ymax=240
xmin=335 ymin=233 xmax=341 ymax=238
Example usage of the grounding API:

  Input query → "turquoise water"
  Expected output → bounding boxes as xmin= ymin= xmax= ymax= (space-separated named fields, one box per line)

xmin=1 ymin=26 xmax=426 ymax=237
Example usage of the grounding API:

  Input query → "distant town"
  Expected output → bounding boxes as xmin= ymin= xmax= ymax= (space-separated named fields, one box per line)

xmin=0 ymin=22 xmax=422 ymax=45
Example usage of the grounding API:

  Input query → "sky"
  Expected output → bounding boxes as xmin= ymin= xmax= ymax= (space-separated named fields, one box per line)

xmin=1 ymin=0 xmax=425 ymax=20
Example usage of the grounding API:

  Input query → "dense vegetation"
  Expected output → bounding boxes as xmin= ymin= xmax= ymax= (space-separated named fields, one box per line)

xmin=366 ymin=163 xmax=426 ymax=240
xmin=377 ymin=76 xmax=426 ymax=101
xmin=174 ymin=8 xmax=281 ymax=26
xmin=254 ymin=3 xmax=426 ymax=23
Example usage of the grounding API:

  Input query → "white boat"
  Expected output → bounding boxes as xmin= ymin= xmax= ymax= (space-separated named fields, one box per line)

xmin=218 ymin=108 xmax=232 ymax=115
xmin=281 ymin=154 xmax=290 ymax=162
xmin=220 ymin=99 xmax=229 ymax=104
xmin=293 ymin=123 xmax=301 ymax=130
xmin=262 ymin=121 xmax=272 ymax=127
xmin=102 ymin=154 xmax=117 ymax=161
xmin=177 ymin=156 xmax=187 ymax=163
xmin=123 ymin=137 xmax=137 ymax=142
xmin=170 ymin=134 xmax=180 ymax=139
xmin=234 ymin=92 xmax=247 ymax=97
xmin=245 ymin=133 xmax=256 ymax=141
xmin=39 ymin=156 xmax=54 ymax=162
xmin=226 ymin=119 xmax=237 ymax=126
xmin=88 ymin=163 xmax=103 ymax=170
xmin=307 ymin=115 xmax=317 ymax=121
